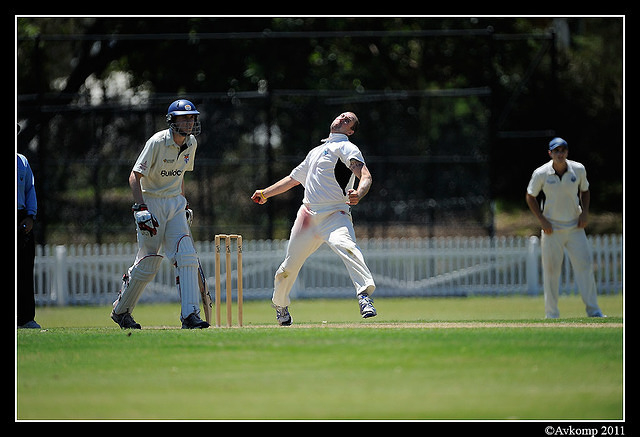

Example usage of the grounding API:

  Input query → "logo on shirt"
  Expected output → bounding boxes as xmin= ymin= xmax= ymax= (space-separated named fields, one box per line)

xmin=139 ymin=160 xmax=148 ymax=171
xmin=184 ymin=154 xmax=190 ymax=164
xmin=161 ymin=169 xmax=182 ymax=177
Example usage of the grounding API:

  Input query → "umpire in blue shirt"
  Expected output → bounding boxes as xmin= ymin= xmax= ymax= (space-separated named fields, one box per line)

xmin=17 ymin=124 xmax=40 ymax=329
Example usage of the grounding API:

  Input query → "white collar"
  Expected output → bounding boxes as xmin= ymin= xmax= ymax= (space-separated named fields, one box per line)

xmin=545 ymin=159 xmax=576 ymax=175
xmin=322 ymin=133 xmax=349 ymax=143
xmin=165 ymin=129 xmax=193 ymax=148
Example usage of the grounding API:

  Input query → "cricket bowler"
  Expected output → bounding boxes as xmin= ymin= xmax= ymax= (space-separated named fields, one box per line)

xmin=251 ymin=112 xmax=377 ymax=325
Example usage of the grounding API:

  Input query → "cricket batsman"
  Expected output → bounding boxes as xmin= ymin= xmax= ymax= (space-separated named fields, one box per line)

xmin=111 ymin=99 xmax=210 ymax=329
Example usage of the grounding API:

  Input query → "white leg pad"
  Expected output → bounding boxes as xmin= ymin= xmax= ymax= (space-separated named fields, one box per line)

xmin=113 ymin=254 xmax=163 ymax=315
xmin=175 ymin=236 xmax=201 ymax=321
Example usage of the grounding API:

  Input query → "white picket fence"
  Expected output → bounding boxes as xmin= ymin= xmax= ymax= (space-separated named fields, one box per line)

xmin=32 ymin=234 xmax=623 ymax=306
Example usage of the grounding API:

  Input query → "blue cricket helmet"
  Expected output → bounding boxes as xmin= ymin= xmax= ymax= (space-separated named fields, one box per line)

xmin=167 ymin=99 xmax=200 ymax=118
xmin=166 ymin=99 xmax=201 ymax=136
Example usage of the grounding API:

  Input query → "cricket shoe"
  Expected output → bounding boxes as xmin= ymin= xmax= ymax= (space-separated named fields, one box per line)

xmin=272 ymin=304 xmax=292 ymax=326
xmin=111 ymin=310 xmax=142 ymax=329
xmin=181 ymin=313 xmax=210 ymax=329
xmin=358 ymin=293 xmax=377 ymax=318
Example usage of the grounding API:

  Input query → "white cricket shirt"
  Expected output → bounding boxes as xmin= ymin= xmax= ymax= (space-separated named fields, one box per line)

xmin=132 ymin=129 xmax=197 ymax=198
xmin=290 ymin=133 xmax=365 ymax=214
xmin=526 ymin=159 xmax=589 ymax=229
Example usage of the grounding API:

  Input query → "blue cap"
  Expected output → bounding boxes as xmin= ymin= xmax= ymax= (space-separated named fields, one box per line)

xmin=549 ymin=137 xmax=568 ymax=150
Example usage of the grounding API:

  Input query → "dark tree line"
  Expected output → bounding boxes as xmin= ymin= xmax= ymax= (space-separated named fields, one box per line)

xmin=17 ymin=17 xmax=622 ymax=242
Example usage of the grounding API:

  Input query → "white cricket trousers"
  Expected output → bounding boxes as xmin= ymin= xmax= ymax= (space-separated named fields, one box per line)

xmin=272 ymin=204 xmax=376 ymax=308
xmin=540 ymin=226 xmax=602 ymax=318
xmin=132 ymin=195 xmax=200 ymax=319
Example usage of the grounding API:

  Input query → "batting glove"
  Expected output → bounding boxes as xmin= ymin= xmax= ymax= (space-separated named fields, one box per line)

xmin=132 ymin=203 xmax=159 ymax=237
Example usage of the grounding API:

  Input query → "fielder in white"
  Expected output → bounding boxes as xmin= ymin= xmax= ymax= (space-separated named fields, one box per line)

xmin=111 ymin=99 xmax=209 ymax=329
xmin=251 ymin=112 xmax=376 ymax=325
xmin=526 ymin=137 xmax=605 ymax=319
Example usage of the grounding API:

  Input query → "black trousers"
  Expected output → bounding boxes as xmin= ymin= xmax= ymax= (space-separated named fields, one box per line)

xmin=17 ymin=209 xmax=36 ymax=326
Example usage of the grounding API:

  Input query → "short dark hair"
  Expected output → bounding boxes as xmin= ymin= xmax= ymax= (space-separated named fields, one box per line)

xmin=350 ymin=113 xmax=360 ymax=134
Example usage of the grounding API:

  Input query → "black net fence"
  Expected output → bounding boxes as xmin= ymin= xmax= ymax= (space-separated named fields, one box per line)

xmin=19 ymin=89 xmax=492 ymax=244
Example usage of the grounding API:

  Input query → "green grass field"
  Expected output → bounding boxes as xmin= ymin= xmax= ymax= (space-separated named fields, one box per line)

xmin=16 ymin=295 xmax=624 ymax=421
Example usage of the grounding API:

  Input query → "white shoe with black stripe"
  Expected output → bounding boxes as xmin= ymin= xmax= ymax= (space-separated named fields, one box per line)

xmin=358 ymin=293 xmax=377 ymax=318
xmin=272 ymin=304 xmax=292 ymax=326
